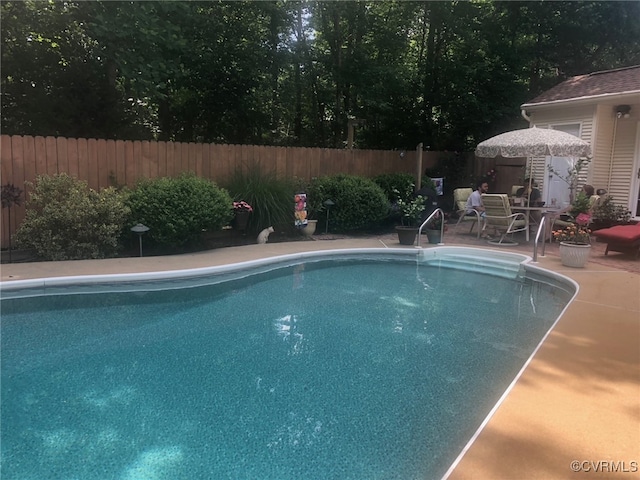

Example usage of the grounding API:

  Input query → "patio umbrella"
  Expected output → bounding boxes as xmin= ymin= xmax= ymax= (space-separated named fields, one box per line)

xmin=475 ymin=126 xmax=592 ymax=204
xmin=475 ymin=126 xmax=592 ymax=158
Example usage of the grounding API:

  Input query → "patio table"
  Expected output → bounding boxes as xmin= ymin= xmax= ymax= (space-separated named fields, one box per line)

xmin=511 ymin=206 xmax=562 ymax=241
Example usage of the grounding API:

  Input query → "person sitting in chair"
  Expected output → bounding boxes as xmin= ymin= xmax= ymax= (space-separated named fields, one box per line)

xmin=465 ymin=180 xmax=492 ymax=239
xmin=516 ymin=178 xmax=542 ymax=206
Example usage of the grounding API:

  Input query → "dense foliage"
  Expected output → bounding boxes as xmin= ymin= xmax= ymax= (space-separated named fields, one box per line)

xmin=306 ymin=174 xmax=389 ymax=231
xmin=222 ymin=164 xmax=297 ymax=233
xmin=14 ymin=173 xmax=130 ymax=260
xmin=2 ymin=1 xmax=638 ymax=151
xmin=126 ymin=174 xmax=233 ymax=246
xmin=373 ymin=173 xmax=416 ymax=204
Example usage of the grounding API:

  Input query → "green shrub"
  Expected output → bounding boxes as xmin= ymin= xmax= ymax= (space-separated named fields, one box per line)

xmin=223 ymin=164 xmax=296 ymax=232
xmin=127 ymin=173 xmax=233 ymax=246
xmin=14 ymin=173 xmax=131 ymax=260
xmin=307 ymin=174 xmax=389 ymax=231
xmin=373 ymin=173 xmax=415 ymax=203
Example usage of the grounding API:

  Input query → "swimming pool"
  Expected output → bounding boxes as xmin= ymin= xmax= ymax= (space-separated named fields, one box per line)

xmin=0 ymin=247 xmax=576 ymax=480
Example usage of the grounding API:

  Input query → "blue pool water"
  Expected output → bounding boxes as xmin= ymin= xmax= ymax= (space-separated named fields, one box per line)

xmin=1 ymin=254 xmax=573 ymax=479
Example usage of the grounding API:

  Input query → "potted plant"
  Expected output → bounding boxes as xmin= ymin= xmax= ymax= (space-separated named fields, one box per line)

xmin=424 ymin=211 xmax=445 ymax=244
xmin=591 ymin=196 xmax=631 ymax=230
xmin=393 ymin=185 xmax=425 ymax=245
xmin=232 ymin=200 xmax=253 ymax=232
xmin=552 ymin=212 xmax=592 ymax=267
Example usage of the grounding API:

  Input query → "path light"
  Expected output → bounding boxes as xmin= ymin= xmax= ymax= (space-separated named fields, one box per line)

xmin=131 ymin=223 xmax=149 ymax=257
xmin=323 ymin=199 xmax=335 ymax=234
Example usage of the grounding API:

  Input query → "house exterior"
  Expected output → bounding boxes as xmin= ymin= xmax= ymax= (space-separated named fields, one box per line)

xmin=521 ymin=64 xmax=640 ymax=219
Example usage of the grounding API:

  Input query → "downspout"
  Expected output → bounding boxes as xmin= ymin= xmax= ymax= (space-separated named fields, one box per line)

xmin=607 ymin=114 xmax=618 ymax=193
xmin=521 ymin=109 xmax=531 ymax=123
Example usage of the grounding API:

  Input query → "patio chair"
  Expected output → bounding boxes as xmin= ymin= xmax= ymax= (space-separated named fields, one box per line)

xmin=481 ymin=193 xmax=528 ymax=245
xmin=453 ymin=187 xmax=481 ymax=238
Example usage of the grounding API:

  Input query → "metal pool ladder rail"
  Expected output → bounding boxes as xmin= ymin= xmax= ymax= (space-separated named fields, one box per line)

xmin=532 ymin=215 xmax=548 ymax=262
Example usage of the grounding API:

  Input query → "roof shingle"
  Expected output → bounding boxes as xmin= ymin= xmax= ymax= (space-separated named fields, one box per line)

xmin=523 ymin=65 xmax=640 ymax=106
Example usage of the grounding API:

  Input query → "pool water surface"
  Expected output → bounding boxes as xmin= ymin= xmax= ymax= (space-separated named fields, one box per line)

xmin=1 ymin=255 xmax=573 ymax=479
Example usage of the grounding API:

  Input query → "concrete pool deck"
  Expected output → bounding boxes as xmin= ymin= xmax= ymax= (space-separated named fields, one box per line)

xmin=1 ymin=232 xmax=639 ymax=479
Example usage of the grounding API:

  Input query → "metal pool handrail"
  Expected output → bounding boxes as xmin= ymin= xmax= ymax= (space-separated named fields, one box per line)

xmin=417 ymin=208 xmax=445 ymax=246
xmin=532 ymin=215 xmax=547 ymax=262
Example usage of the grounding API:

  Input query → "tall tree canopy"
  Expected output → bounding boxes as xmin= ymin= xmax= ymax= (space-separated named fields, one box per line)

xmin=2 ymin=0 xmax=639 ymax=150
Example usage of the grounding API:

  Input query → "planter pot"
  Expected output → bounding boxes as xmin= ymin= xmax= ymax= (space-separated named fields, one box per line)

xmin=301 ymin=219 xmax=317 ymax=237
xmin=395 ymin=226 xmax=418 ymax=246
xmin=425 ymin=228 xmax=442 ymax=244
xmin=559 ymin=241 xmax=591 ymax=268
xmin=233 ymin=210 xmax=251 ymax=232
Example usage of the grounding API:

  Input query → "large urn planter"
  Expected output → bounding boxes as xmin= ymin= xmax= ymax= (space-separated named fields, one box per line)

xmin=396 ymin=226 xmax=418 ymax=246
xmin=301 ymin=219 xmax=317 ymax=237
xmin=559 ymin=241 xmax=591 ymax=268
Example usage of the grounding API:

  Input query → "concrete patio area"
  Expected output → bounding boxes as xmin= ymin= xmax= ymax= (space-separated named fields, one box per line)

xmin=1 ymin=226 xmax=638 ymax=479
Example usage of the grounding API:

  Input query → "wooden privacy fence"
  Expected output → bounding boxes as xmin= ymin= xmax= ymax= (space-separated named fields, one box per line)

xmin=1 ymin=134 xmax=462 ymax=249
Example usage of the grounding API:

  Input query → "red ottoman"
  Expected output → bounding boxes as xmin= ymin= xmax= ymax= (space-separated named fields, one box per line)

xmin=592 ymin=224 xmax=640 ymax=258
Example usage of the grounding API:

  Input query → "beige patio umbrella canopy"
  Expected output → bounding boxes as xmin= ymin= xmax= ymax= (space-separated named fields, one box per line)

xmin=475 ymin=126 xmax=592 ymax=203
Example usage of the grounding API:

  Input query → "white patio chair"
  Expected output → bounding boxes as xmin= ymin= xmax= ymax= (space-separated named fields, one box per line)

xmin=453 ymin=188 xmax=481 ymax=238
xmin=481 ymin=193 xmax=527 ymax=245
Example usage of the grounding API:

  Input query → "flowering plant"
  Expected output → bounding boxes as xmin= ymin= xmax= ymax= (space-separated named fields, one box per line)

xmin=552 ymin=213 xmax=591 ymax=244
xmin=233 ymin=201 xmax=253 ymax=213
xmin=393 ymin=186 xmax=425 ymax=226
xmin=486 ymin=168 xmax=497 ymax=183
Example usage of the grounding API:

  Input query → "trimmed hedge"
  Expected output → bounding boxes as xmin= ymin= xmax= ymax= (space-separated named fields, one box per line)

xmin=307 ymin=174 xmax=389 ymax=231
xmin=126 ymin=173 xmax=233 ymax=246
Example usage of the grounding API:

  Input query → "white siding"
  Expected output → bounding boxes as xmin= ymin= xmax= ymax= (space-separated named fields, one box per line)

xmin=527 ymin=101 xmax=640 ymax=207
xmin=527 ymin=105 xmax=594 ymax=194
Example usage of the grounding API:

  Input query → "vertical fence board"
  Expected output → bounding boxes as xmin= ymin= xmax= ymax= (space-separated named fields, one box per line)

xmin=209 ymin=143 xmax=223 ymax=181
xmin=190 ymin=143 xmax=203 ymax=177
xmin=67 ymin=138 xmax=79 ymax=178
xmin=115 ymin=140 xmax=126 ymax=187
xmin=0 ymin=136 xmax=12 ymax=189
xmin=202 ymin=143 xmax=211 ymax=180
xmin=45 ymin=136 xmax=58 ymax=175
xmin=77 ymin=138 xmax=89 ymax=183
xmin=1 ymin=137 xmax=15 ymax=249
xmin=34 ymin=136 xmax=47 ymax=176
xmin=162 ymin=142 xmax=176 ymax=177
xmin=188 ymin=142 xmax=197 ymax=174
xmin=157 ymin=141 xmax=167 ymax=178
xmin=56 ymin=137 xmax=69 ymax=174
xmin=173 ymin=141 xmax=182 ymax=177
xmin=147 ymin=141 xmax=158 ymax=179
xmin=11 ymin=136 xmax=26 ymax=238
xmin=141 ymin=141 xmax=151 ymax=179
xmin=133 ymin=141 xmax=142 ymax=180
xmin=22 ymin=135 xmax=36 ymax=193
xmin=96 ymin=139 xmax=108 ymax=189
xmin=105 ymin=140 xmax=117 ymax=187
xmin=87 ymin=138 xmax=99 ymax=190
xmin=232 ymin=143 xmax=242 ymax=178
xmin=8 ymin=136 xmax=23 ymax=189
xmin=124 ymin=140 xmax=135 ymax=186
xmin=179 ymin=143 xmax=191 ymax=174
